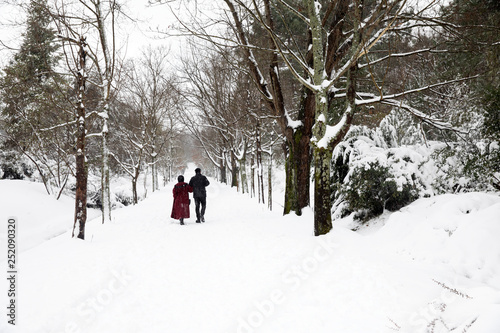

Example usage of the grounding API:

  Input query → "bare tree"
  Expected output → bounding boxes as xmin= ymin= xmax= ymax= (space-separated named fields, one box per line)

xmin=179 ymin=44 xmax=266 ymax=192
xmin=114 ymin=46 xmax=178 ymax=201
xmin=46 ymin=0 xmax=127 ymax=236
xmin=52 ymin=0 xmax=125 ymax=224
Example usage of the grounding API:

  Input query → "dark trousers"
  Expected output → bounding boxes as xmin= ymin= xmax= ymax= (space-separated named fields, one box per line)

xmin=194 ymin=196 xmax=206 ymax=221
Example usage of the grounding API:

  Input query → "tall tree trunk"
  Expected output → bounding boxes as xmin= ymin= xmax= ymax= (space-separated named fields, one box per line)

xmin=151 ymin=151 xmax=157 ymax=192
xmin=220 ymin=148 xmax=227 ymax=184
xmin=95 ymin=0 xmax=114 ymax=224
xmin=143 ymin=165 xmax=148 ymax=198
xmin=132 ymin=161 xmax=141 ymax=205
xmin=309 ymin=0 xmax=331 ymax=236
xmin=72 ymin=37 xmax=88 ymax=240
xmin=250 ymin=149 xmax=255 ymax=198
xmin=283 ymin=143 xmax=298 ymax=215
xmin=132 ymin=178 xmax=138 ymax=205
xmin=295 ymin=88 xmax=315 ymax=211
xmin=231 ymin=152 xmax=239 ymax=189
xmin=240 ymin=153 xmax=248 ymax=194
xmin=285 ymin=121 xmax=312 ymax=216
xmin=313 ymin=147 xmax=332 ymax=235
xmin=268 ymin=157 xmax=273 ymax=211
xmin=101 ymin=112 xmax=111 ymax=224
xmin=256 ymin=123 xmax=265 ymax=204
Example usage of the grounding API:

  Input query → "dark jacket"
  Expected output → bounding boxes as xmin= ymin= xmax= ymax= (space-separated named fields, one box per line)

xmin=171 ymin=182 xmax=193 ymax=219
xmin=189 ymin=174 xmax=210 ymax=198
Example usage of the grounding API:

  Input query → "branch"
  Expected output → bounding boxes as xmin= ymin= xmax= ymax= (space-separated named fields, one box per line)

xmin=358 ymin=48 xmax=449 ymax=69
xmin=354 ymin=75 xmax=480 ymax=106
xmin=382 ymin=99 xmax=462 ymax=132
xmin=40 ymin=119 xmax=78 ymax=132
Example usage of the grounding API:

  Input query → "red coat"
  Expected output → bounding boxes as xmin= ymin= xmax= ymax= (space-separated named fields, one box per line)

xmin=171 ymin=182 xmax=193 ymax=219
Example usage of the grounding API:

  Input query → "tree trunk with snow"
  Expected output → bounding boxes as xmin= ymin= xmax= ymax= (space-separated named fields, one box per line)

xmin=309 ymin=0 xmax=333 ymax=235
xmin=268 ymin=157 xmax=273 ymax=211
xmin=256 ymin=122 xmax=265 ymax=205
xmin=230 ymin=152 xmax=239 ymax=189
xmin=73 ymin=37 xmax=88 ymax=240
xmin=101 ymin=111 xmax=111 ymax=223
xmin=151 ymin=149 xmax=159 ymax=192
xmin=250 ymin=149 xmax=256 ymax=198
xmin=94 ymin=0 xmax=115 ymax=224
xmin=239 ymin=153 xmax=248 ymax=194
xmin=220 ymin=148 xmax=227 ymax=184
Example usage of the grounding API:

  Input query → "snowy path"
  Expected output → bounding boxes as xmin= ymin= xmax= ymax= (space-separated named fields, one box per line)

xmin=1 ymin=180 xmax=500 ymax=332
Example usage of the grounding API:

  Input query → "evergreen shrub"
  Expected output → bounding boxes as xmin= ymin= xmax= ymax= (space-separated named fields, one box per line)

xmin=331 ymin=115 xmax=432 ymax=223
xmin=339 ymin=161 xmax=419 ymax=222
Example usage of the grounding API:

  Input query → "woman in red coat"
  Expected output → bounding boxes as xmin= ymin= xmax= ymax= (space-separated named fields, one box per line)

xmin=171 ymin=175 xmax=193 ymax=225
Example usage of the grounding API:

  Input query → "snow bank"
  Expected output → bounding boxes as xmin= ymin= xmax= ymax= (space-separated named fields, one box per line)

xmin=0 ymin=180 xmax=100 ymax=252
xmin=374 ymin=193 xmax=500 ymax=287
xmin=367 ymin=192 xmax=500 ymax=332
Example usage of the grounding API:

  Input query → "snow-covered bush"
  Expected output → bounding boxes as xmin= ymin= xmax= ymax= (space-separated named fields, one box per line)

xmin=332 ymin=115 xmax=436 ymax=222
xmin=0 ymin=150 xmax=34 ymax=180
xmin=432 ymin=140 xmax=500 ymax=193
xmin=332 ymin=99 xmax=500 ymax=222
xmin=431 ymin=85 xmax=500 ymax=193
xmin=339 ymin=161 xmax=419 ymax=221
xmin=86 ymin=186 xmax=135 ymax=209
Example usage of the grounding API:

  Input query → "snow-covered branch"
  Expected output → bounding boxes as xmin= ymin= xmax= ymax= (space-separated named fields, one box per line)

xmin=355 ymin=75 xmax=481 ymax=106
xmin=40 ymin=119 xmax=78 ymax=132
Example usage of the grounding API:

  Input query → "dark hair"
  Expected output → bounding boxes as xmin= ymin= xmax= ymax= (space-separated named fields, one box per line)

xmin=178 ymin=175 xmax=184 ymax=182
xmin=195 ymin=168 xmax=201 ymax=174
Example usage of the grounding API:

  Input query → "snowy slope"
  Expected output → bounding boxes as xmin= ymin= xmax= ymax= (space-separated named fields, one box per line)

xmin=0 ymin=180 xmax=100 ymax=252
xmin=0 ymin=179 xmax=499 ymax=333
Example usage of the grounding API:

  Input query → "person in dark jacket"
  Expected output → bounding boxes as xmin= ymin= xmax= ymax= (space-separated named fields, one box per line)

xmin=189 ymin=168 xmax=210 ymax=223
xmin=171 ymin=175 xmax=193 ymax=225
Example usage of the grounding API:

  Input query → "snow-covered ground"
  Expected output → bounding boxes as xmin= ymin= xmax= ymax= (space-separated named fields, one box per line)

xmin=0 ymin=178 xmax=499 ymax=333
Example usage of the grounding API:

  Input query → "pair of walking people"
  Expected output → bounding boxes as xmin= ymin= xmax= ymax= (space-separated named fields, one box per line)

xmin=171 ymin=168 xmax=210 ymax=225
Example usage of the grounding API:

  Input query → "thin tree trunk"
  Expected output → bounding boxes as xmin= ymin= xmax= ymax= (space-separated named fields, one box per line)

xmin=256 ymin=123 xmax=265 ymax=204
xmin=220 ymin=149 xmax=227 ymax=184
xmin=250 ymin=149 xmax=255 ymax=198
xmin=132 ymin=178 xmax=138 ymax=204
xmin=240 ymin=154 xmax=248 ymax=194
xmin=143 ymin=165 xmax=149 ymax=198
xmin=132 ymin=162 xmax=141 ymax=204
xmin=56 ymin=173 xmax=69 ymax=200
xmin=283 ymin=143 xmax=298 ymax=215
xmin=268 ymin=156 xmax=272 ymax=211
xmin=231 ymin=152 xmax=239 ymax=189
xmin=95 ymin=0 xmax=113 ymax=224
xmin=101 ymin=113 xmax=111 ymax=224
xmin=21 ymin=151 xmax=51 ymax=195
xmin=73 ymin=37 xmax=88 ymax=240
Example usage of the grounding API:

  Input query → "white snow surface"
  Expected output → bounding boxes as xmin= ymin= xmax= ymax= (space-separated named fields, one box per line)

xmin=1 ymin=179 xmax=500 ymax=333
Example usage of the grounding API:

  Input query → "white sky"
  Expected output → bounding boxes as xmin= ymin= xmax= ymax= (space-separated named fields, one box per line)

xmin=0 ymin=0 xmax=192 ymax=67
xmin=0 ymin=0 xmax=449 ymax=68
